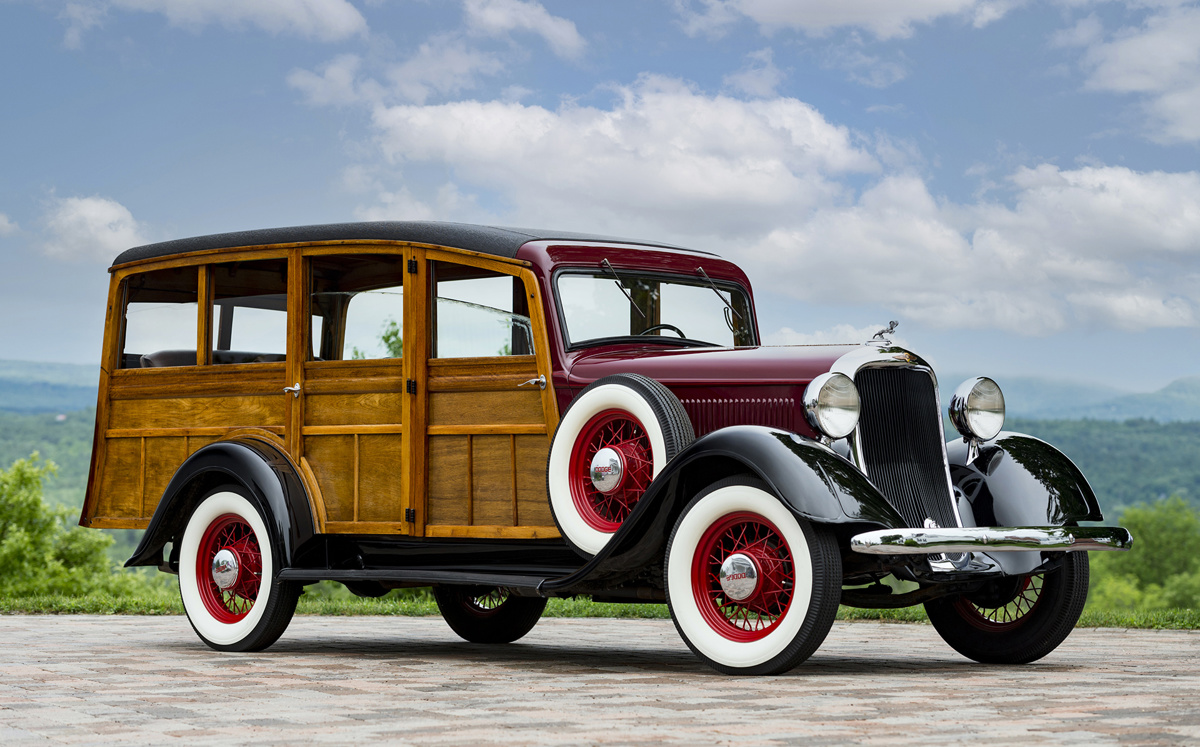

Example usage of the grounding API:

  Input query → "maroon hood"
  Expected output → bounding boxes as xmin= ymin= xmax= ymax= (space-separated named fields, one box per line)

xmin=566 ymin=344 xmax=861 ymax=388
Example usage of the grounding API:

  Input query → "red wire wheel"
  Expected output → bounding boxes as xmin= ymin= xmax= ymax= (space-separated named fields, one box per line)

xmin=954 ymin=574 xmax=1044 ymax=632
xmin=195 ymin=513 xmax=263 ymax=623
xmin=692 ymin=511 xmax=795 ymax=642
xmin=568 ymin=409 xmax=654 ymax=532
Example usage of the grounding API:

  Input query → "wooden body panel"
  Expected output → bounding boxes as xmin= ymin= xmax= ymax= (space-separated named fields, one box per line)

xmin=82 ymin=239 xmax=561 ymax=541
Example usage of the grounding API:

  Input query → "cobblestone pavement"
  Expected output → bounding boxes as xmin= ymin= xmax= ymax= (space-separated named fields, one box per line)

xmin=0 ymin=615 xmax=1196 ymax=745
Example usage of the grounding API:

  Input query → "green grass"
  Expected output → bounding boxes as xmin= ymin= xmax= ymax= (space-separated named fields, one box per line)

xmin=2 ymin=592 xmax=1197 ymax=629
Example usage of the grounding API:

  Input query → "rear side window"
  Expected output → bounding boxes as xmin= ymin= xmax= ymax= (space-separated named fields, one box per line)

xmin=211 ymin=259 xmax=288 ymax=365
xmin=310 ymin=254 xmax=406 ymax=361
xmin=120 ymin=266 xmax=199 ymax=369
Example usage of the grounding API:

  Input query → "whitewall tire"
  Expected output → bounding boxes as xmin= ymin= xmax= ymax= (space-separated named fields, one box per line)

xmin=665 ymin=478 xmax=841 ymax=675
xmin=548 ymin=374 xmax=693 ymax=556
xmin=178 ymin=489 xmax=299 ymax=651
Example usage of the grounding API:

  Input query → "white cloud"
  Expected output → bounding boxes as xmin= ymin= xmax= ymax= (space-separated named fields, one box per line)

xmin=109 ymin=0 xmax=367 ymax=42
xmin=743 ymin=165 xmax=1200 ymax=334
xmin=464 ymin=0 xmax=586 ymax=59
xmin=369 ymin=74 xmax=877 ymax=236
xmin=673 ymin=0 xmax=1011 ymax=40
xmin=767 ymin=323 xmax=906 ymax=346
xmin=1067 ymin=4 xmax=1200 ymax=142
xmin=0 ymin=214 xmax=17 ymax=236
xmin=291 ymin=41 xmax=504 ymax=106
xmin=723 ymin=48 xmax=785 ymax=98
xmin=353 ymin=183 xmax=488 ymax=222
xmin=59 ymin=2 xmax=106 ymax=49
xmin=43 ymin=196 xmax=149 ymax=262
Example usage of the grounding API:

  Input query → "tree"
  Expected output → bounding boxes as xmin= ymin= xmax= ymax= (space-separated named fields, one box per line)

xmin=1088 ymin=496 xmax=1200 ymax=610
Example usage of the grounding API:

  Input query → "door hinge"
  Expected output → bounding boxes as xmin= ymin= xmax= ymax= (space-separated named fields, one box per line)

xmin=406 ymin=379 xmax=417 ymax=394
xmin=405 ymin=508 xmax=417 ymax=522
xmin=407 ymin=259 xmax=418 ymax=274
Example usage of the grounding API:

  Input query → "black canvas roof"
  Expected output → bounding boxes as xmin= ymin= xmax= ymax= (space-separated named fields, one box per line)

xmin=111 ymin=221 xmax=700 ymax=268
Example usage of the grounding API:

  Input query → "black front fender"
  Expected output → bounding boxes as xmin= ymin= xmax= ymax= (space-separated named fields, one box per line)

xmin=125 ymin=438 xmax=317 ymax=570
xmin=542 ymin=426 xmax=901 ymax=591
xmin=948 ymin=432 xmax=1103 ymax=528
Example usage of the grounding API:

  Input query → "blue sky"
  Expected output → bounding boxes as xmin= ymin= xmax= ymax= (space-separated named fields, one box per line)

xmin=1 ymin=0 xmax=1198 ymax=391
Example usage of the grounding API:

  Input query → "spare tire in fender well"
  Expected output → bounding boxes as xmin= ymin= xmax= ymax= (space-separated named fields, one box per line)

xmin=124 ymin=439 xmax=316 ymax=570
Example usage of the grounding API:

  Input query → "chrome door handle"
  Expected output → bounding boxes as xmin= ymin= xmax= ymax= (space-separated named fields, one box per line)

xmin=519 ymin=375 xmax=546 ymax=390
xmin=283 ymin=383 xmax=301 ymax=398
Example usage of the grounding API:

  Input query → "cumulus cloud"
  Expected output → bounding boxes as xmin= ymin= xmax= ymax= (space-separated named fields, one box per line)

xmin=59 ymin=2 xmax=106 ymax=49
xmin=464 ymin=0 xmax=586 ymax=59
xmin=1065 ymin=4 xmax=1200 ymax=142
xmin=0 ymin=214 xmax=17 ymax=236
xmin=290 ymin=41 xmax=505 ymax=106
xmin=43 ymin=196 xmax=149 ymax=262
xmin=674 ymin=0 xmax=1011 ymax=40
xmin=723 ymin=48 xmax=786 ymax=97
xmin=108 ymin=0 xmax=367 ymax=42
xmin=369 ymin=75 xmax=877 ymax=235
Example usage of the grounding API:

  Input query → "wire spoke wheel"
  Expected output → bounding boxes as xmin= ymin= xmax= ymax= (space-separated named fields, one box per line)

xmin=570 ymin=410 xmax=654 ymax=531
xmin=956 ymin=575 xmax=1043 ymax=632
xmin=434 ymin=585 xmax=547 ymax=644
xmin=196 ymin=514 xmax=263 ymax=622
xmin=694 ymin=512 xmax=795 ymax=641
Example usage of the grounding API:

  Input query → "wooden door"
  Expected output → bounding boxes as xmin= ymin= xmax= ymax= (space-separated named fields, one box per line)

xmin=417 ymin=252 xmax=561 ymax=539
xmin=293 ymin=248 xmax=414 ymax=534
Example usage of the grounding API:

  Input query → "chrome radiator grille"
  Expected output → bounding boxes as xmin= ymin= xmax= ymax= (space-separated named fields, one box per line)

xmin=854 ymin=367 xmax=957 ymax=529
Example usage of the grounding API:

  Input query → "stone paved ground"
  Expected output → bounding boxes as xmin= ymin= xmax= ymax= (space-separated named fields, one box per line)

xmin=0 ymin=615 xmax=1196 ymax=745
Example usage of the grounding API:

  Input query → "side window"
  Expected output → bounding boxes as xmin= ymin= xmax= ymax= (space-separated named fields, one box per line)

xmin=310 ymin=254 xmax=406 ymax=361
xmin=119 ymin=266 xmax=199 ymax=369
xmin=211 ymin=259 xmax=287 ymax=365
xmin=431 ymin=261 xmax=531 ymax=359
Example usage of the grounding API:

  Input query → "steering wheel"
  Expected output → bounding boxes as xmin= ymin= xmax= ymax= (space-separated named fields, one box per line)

xmin=638 ymin=323 xmax=687 ymax=338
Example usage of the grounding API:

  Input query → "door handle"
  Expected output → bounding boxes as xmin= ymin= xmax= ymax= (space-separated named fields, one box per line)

xmin=519 ymin=375 xmax=546 ymax=390
xmin=283 ymin=383 xmax=301 ymax=398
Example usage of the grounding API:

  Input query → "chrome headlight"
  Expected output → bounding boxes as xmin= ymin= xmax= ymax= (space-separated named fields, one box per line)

xmin=949 ymin=377 xmax=1005 ymax=441
xmin=803 ymin=372 xmax=860 ymax=440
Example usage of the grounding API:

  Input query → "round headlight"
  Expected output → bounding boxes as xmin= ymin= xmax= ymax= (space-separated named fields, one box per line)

xmin=803 ymin=372 xmax=861 ymax=440
xmin=949 ymin=377 xmax=1005 ymax=441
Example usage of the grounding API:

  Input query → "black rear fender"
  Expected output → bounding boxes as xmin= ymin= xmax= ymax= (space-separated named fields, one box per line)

xmin=124 ymin=439 xmax=316 ymax=570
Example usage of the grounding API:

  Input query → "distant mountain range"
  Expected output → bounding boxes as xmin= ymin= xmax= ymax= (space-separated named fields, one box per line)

xmin=0 ymin=360 xmax=99 ymax=413
xmin=0 ymin=358 xmax=1195 ymax=422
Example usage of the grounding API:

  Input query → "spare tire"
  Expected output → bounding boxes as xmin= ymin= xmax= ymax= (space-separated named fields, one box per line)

xmin=548 ymin=373 xmax=694 ymax=556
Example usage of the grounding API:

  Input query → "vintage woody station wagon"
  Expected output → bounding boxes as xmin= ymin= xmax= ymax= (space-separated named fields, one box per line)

xmin=81 ymin=222 xmax=1132 ymax=675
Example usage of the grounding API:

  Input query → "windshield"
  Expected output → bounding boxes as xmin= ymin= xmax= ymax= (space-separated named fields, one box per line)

xmin=556 ymin=271 xmax=755 ymax=348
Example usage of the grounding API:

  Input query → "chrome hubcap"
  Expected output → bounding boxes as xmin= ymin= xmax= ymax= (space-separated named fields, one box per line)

xmin=590 ymin=447 xmax=624 ymax=494
xmin=719 ymin=552 xmax=759 ymax=602
xmin=211 ymin=548 xmax=240 ymax=590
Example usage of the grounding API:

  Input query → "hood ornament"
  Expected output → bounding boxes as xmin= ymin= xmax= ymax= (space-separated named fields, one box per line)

xmin=870 ymin=320 xmax=899 ymax=344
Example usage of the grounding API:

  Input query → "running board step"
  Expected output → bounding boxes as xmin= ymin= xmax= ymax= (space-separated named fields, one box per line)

xmin=850 ymin=526 xmax=1133 ymax=555
xmin=278 ymin=568 xmax=557 ymax=591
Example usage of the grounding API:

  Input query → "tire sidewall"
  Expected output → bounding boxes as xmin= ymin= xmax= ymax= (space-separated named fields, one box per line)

xmin=549 ymin=382 xmax=670 ymax=555
xmin=666 ymin=483 xmax=815 ymax=670
xmin=179 ymin=489 xmax=276 ymax=648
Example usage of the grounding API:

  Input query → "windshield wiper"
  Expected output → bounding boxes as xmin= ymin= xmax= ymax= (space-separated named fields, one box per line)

xmin=601 ymin=258 xmax=646 ymax=319
xmin=695 ymin=266 xmax=741 ymax=332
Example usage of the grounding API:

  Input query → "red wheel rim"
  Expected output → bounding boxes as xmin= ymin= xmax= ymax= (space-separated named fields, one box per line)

xmin=568 ymin=409 xmax=654 ymax=532
xmin=692 ymin=511 xmax=795 ymax=642
xmin=955 ymin=574 xmax=1043 ymax=632
xmin=196 ymin=513 xmax=263 ymax=623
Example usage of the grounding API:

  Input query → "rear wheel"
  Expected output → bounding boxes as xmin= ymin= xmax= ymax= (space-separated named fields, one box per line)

xmin=665 ymin=477 xmax=841 ymax=675
xmin=924 ymin=552 xmax=1089 ymax=664
xmin=433 ymin=586 xmax=548 ymax=644
xmin=178 ymin=488 xmax=299 ymax=652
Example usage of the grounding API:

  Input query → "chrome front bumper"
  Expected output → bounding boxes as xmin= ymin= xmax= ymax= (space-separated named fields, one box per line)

xmin=850 ymin=526 xmax=1133 ymax=555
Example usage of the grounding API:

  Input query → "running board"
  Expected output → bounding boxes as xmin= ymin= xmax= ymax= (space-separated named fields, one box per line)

xmin=850 ymin=526 xmax=1133 ymax=555
xmin=278 ymin=568 xmax=562 ymax=591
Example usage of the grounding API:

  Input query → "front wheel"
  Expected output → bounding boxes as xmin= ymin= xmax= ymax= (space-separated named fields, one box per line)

xmin=433 ymin=586 xmax=548 ymax=644
xmin=924 ymin=551 xmax=1090 ymax=664
xmin=178 ymin=488 xmax=299 ymax=652
xmin=665 ymin=477 xmax=842 ymax=675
